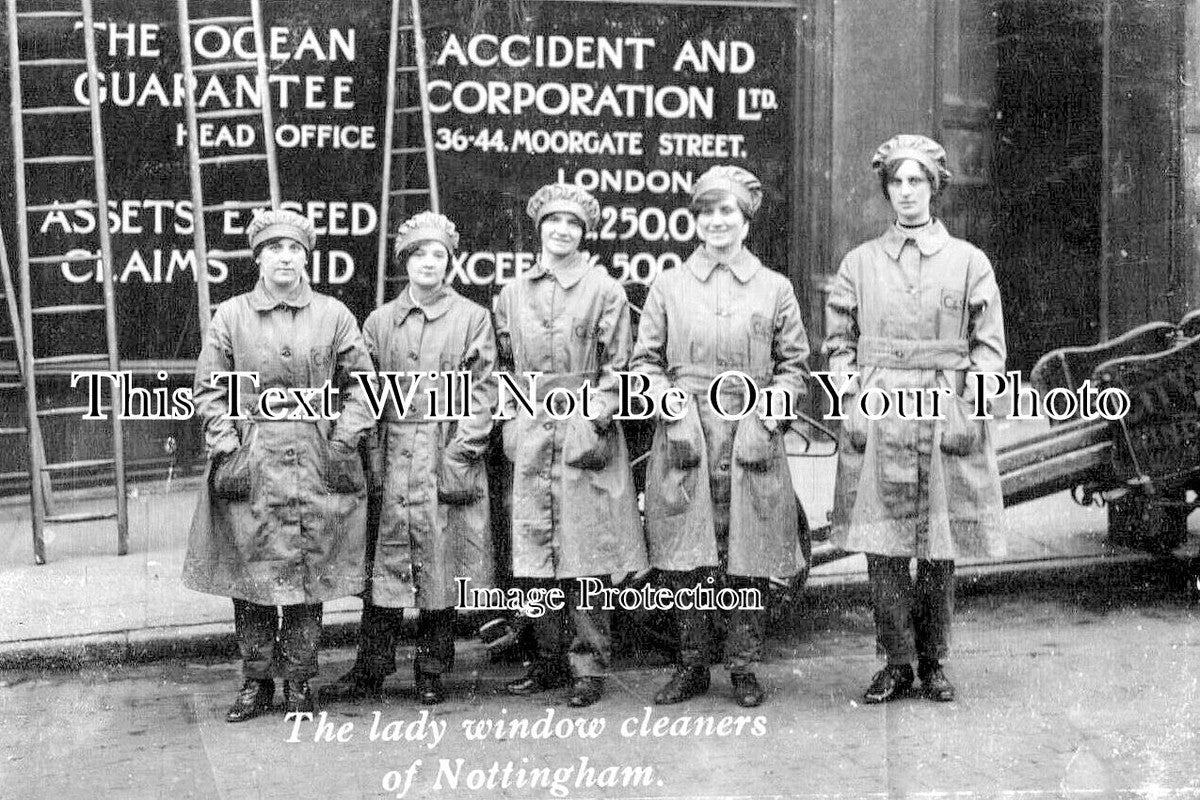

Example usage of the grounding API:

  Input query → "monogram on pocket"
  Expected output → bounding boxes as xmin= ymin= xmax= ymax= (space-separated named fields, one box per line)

xmin=570 ymin=316 xmax=598 ymax=342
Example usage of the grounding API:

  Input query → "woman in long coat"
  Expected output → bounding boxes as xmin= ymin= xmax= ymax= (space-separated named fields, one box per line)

xmin=183 ymin=208 xmax=375 ymax=722
xmin=323 ymin=212 xmax=496 ymax=705
xmin=632 ymin=165 xmax=810 ymax=708
xmin=823 ymin=135 xmax=1006 ymax=704
xmin=495 ymin=182 xmax=646 ymax=708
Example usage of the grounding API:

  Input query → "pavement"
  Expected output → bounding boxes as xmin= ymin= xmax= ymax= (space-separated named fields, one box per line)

xmin=0 ymin=418 xmax=1193 ymax=668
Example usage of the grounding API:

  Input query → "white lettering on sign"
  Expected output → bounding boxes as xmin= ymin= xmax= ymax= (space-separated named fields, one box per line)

xmin=427 ymin=80 xmax=714 ymax=120
xmin=436 ymin=34 xmax=655 ymax=70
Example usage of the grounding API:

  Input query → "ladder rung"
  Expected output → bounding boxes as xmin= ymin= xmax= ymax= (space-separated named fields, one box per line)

xmin=45 ymin=510 xmax=119 ymax=524
xmin=19 ymin=58 xmax=87 ymax=67
xmin=34 ymin=353 xmax=110 ymax=367
xmin=392 ymin=146 xmax=426 ymax=155
xmin=39 ymin=405 xmax=108 ymax=418
xmin=25 ymin=155 xmax=93 ymax=165
xmin=208 ymin=248 xmax=253 ymax=259
xmin=397 ymin=66 xmax=420 ymax=73
xmin=26 ymin=200 xmax=97 ymax=214
xmin=0 ymin=336 xmax=15 ymax=343
xmin=201 ymin=200 xmax=268 ymax=213
xmin=189 ymin=15 xmax=252 ymax=25
xmin=0 ymin=426 xmax=27 ymax=436
xmin=0 ymin=382 xmax=24 ymax=391
xmin=396 ymin=105 xmax=422 ymax=114
xmin=44 ymin=458 xmax=116 ymax=473
xmin=16 ymin=10 xmax=82 ymax=18
xmin=198 ymin=153 xmax=266 ymax=166
xmin=32 ymin=304 xmax=106 ymax=316
xmin=23 ymin=105 xmax=90 ymax=116
xmin=29 ymin=252 xmax=98 ymax=265
xmin=197 ymin=108 xmax=263 ymax=121
xmin=192 ymin=60 xmax=257 ymax=74
xmin=397 ymin=24 xmax=415 ymax=31
xmin=389 ymin=188 xmax=431 ymax=197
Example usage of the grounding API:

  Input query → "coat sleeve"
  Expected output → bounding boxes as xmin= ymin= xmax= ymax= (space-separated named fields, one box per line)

xmin=964 ymin=250 xmax=1007 ymax=408
xmin=821 ymin=254 xmax=862 ymax=395
xmin=629 ymin=278 xmax=675 ymax=417
xmin=590 ymin=280 xmax=633 ymax=428
xmin=768 ymin=281 xmax=811 ymax=409
xmin=492 ymin=284 xmax=523 ymax=420
xmin=192 ymin=302 xmax=240 ymax=458
xmin=966 ymin=250 xmax=1006 ymax=374
xmin=329 ymin=306 xmax=377 ymax=449
xmin=449 ymin=308 xmax=498 ymax=459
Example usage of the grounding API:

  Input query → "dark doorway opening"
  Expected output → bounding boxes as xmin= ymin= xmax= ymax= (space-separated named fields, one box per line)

xmin=992 ymin=0 xmax=1104 ymax=371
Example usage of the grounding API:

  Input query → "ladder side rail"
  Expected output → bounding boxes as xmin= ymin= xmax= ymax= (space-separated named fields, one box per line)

xmin=176 ymin=0 xmax=216 ymax=339
xmin=249 ymin=0 xmax=281 ymax=206
xmin=0 ymin=218 xmax=55 ymax=518
xmin=7 ymin=0 xmax=52 ymax=563
xmin=376 ymin=0 xmax=404 ymax=308
xmin=410 ymin=0 xmax=440 ymax=213
xmin=80 ymin=0 xmax=129 ymax=555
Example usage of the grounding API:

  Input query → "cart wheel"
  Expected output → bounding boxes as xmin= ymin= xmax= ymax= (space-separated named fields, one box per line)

xmin=1107 ymin=490 xmax=1189 ymax=554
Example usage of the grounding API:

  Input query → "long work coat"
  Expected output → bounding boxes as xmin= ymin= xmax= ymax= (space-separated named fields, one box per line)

xmin=183 ymin=279 xmax=376 ymax=605
xmin=494 ymin=252 xmax=647 ymax=580
xmin=823 ymin=220 xmax=1007 ymax=559
xmin=632 ymin=247 xmax=810 ymax=579
xmin=361 ymin=286 xmax=497 ymax=610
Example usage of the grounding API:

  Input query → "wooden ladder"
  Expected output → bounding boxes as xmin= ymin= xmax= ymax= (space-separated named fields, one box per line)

xmin=5 ymin=0 xmax=129 ymax=564
xmin=176 ymin=0 xmax=281 ymax=339
xmin=376 ymin=0 xmax=441 ymax=307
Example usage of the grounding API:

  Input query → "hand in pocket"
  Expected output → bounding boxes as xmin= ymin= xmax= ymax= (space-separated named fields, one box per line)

xmin=211 ymin=447 xmax=252 ymax=499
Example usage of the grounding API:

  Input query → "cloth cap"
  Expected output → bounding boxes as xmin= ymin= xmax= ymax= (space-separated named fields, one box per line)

xmin=247 ymin=208 xmax=317 ymax=252
xmin=691 ymin=165 xmax=763 ymax=217
xmin=526 ymin=183 xmax=601 ymax=231
xmin=871 ymin=134 xmax=952 ymax=190
xmin=393 ymin=211 xmax=460 ymax=261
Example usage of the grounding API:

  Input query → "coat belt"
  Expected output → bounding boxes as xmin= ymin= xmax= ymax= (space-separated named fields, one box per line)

xmin=857 ymin=336 xmax=971 ymax=370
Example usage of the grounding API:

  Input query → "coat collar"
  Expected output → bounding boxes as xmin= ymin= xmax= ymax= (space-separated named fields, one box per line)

xmin=248 ymin=277 xmax=313 ymax=311
xmin=881 ymin=218 xmax=951 ymax=260
xmin=684 ymin=246 xmax=762 ymax=283
xmin=526 ymin=251 xmax=591 ymax=289
xmin=392 ymin=283 xmax=455 ymax=323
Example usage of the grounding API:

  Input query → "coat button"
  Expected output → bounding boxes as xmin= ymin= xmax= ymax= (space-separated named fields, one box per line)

xmin=285 ymin=448 xmax=294 ymax=457
xmin=543 ymin=422 xmax=553 ymax=430
xmin=408 ymin=351 xmax=418 ymax=360
xmin=544 ymin=321 xmax=553 ymax=329
xmin=281 ymin=348 xmax=292 ymax=357
xmin=400 ymin=450 xmax=411 ymax=458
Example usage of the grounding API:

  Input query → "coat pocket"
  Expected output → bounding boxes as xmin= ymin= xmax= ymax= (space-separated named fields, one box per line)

xmin=324 ymin=440 xmax=365 ymax=494
xmin=843 ymin=396 xmax=869 ymax=453
xmin=664 ymin=404 xmax=704 ymax=469
xmin=732 ymin=417 xmax=777 ymax=471
xmin=210 ymin=446 xmax=253 ymax=499
xmin=563 ymin=418 xmax=614 ymax=470
xmin=437 ymin=448 xmax=484 ymax=505
xmin=940 ymin=394 xmax=984 ymax=456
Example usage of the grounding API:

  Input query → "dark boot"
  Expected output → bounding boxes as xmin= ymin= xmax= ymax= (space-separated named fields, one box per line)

xmin=415 ymin=672 xmax=445 ymax=705
xmin=918 ymin=659 xmax=956 ymax=702
xmin=654 ymin=665 xmax=710 ymax=705
xmin=283 ymin=680 xmax=315 ymax=716
xmin=863 ymin=664 xmax=914 ymax=704
xmin=568 ymin=677 xmax=604 ymax=708
xmin=321 ymin=668 xmax=385 ymax=702
xmin=730 ymin=671 xmax=765 ymax=708
xmin=506 ymin=659 xmax=571 ymax=696
xmin=226 ymin=678 xmax=274 ymax=723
